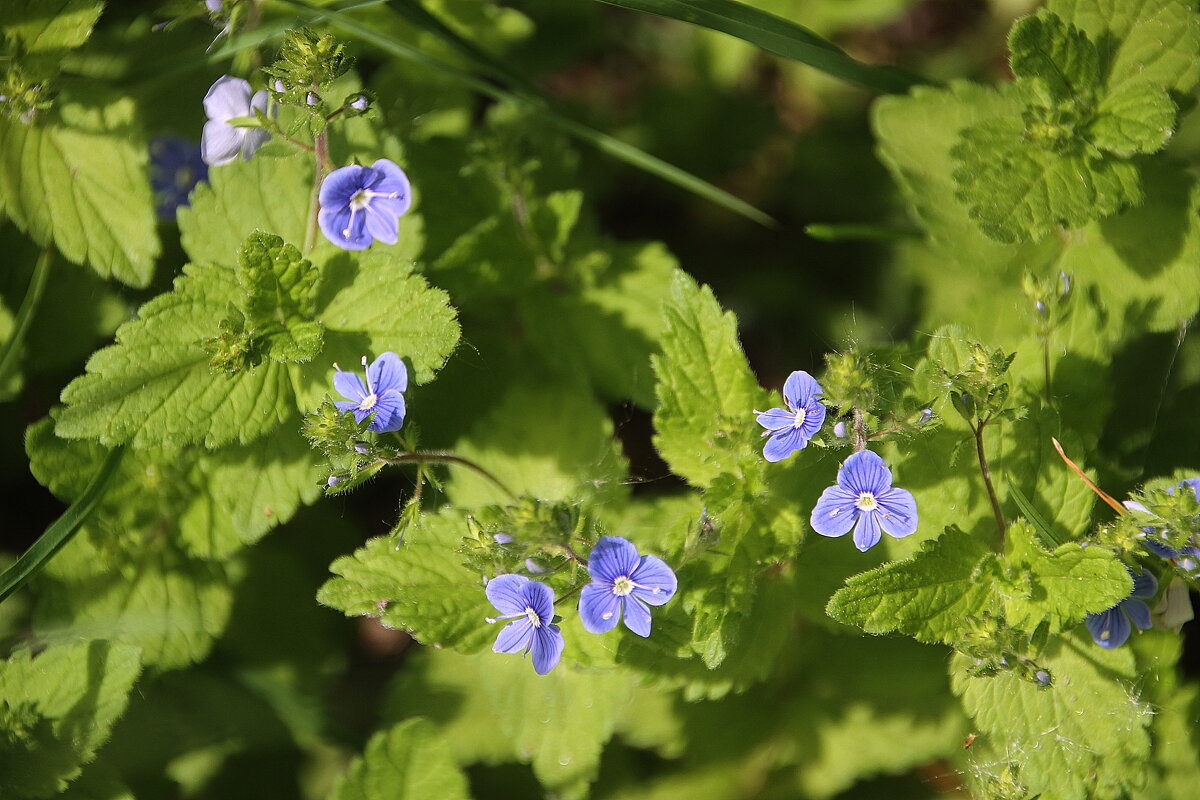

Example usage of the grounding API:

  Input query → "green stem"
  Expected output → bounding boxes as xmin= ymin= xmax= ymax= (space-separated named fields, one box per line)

xmin=383 ymin=450 xmax=516 ymax=500
xmin=972 ymin=419 xmax=1006 ymax=549
xmin=0 ymin=246 xmax=53 ymax=392
xmin=0 ymin=446 xmax=125 ymax=604
xmin=304 ymin=125 xmax=330 ymax=253
xmin=1042 ymin=331 xmax=1053 ymax=404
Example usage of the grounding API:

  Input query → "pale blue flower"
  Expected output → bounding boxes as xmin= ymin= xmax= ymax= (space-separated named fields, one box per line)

xmin=318 ymin=159 xmax=413 ymax=250
xmin=201 ymin=75 xmax=272 ymax=166
xmin=755 ymin=370 xmax=826 ymax=462
xmin=811 ymin=449 xmax=918 ymax=551
xmin=578 ymin=537 xmax=677 ymax=637
xmin=485 ymin=574 xmax=563 ymax=675
xmin=333 ymin=352 xmax=407 ymax=433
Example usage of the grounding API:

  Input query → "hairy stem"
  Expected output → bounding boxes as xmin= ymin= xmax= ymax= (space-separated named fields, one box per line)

xmin=852 ymin=407 xmax=867 ymax=452
xmin=383 ymin=450 xmax=516 ymax=500
xmin=0 ymin=246 xmax=53 ymax=391
xmin=303 ymin=125 xmax=330 ymax=252
xmin=973 ymin=419 xmax=1006 ymax=548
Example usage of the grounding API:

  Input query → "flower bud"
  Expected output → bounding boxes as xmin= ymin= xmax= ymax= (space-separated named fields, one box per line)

xmin=350 ymin=94 xmax=369 ymax=112
xmin=306 ymin=91 xmax=320 ymax=107
xmin=832 ymin=421 xmax=848 ymax=439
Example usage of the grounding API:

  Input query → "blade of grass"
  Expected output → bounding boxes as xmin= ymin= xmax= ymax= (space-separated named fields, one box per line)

xmin=0 ymin=446 xmax=125 ymax=604
xmin=1007 ymin=479 xmax=1067 ymax=548
xmin=269 ymin=0 xmax=774 ymax=226
xmin=0 ymin=246 xmax=53 ymax=394
xmin=593 ymin=0 xmax=930 ymax=94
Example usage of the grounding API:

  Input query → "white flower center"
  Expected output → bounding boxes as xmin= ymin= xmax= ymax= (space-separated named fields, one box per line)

xmin=343 ymin=188 xmax=401 ymax=238
xmin=359 ymin=392 xmax=378 ymax=411
xmin=792 ymin=407 xmax=807 ymax=428
xmin=855 ymin=492 xmax=878 ymax=512
xmin=524 ymin=605 xmax=541 ymax=628
xmin=613 ymin=576 xmax=635 ymax=596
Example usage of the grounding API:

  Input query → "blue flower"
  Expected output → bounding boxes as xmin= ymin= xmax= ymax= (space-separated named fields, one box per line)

xmin=333 ymin=352 xmax=407 ymax=433
xmin=485 ymin=574 xmax=564 ymax=675
xmin=149 ymin=136 xmax=208 ymax=219
xmin=1086 ymin=569 xmax=1157 ymax=649
xmin=811 ymin=449 xmax=918 ymax=551
xmin=318 ymin=159 xmax=413 ymax=250
xmin=201 ymin=75 xmax=273 ymax=166
xmin=754 ymin=370 xmax=826 ymax=462
xmin=578 ymin=537 xmax=677 ymax=637
xmin=1127 ymin=478 xmax=1200 ymax=572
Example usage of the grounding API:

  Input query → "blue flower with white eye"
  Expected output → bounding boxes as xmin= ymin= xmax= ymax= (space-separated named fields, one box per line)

xmin=754 ymin=370 xmax=826 ymax=462
xmin=149 ymin=136 xmax=208 ymax=219
xmin=1086 ymin=569 xmax=1157 ymax=649
xmin=201 ymin=75 xmax=273 ymax=166
xmin=333 ymin=352 xmax=407 ymax=433
xmin=485 ymin=574 xmax=563 ymax=675
xmin=578 ymin=537 xmax=677 ymax=637
xmin=318 ymin=159 xmax=413 ymax=250
xmin=811 ymin=449 xmax=918 ymax=551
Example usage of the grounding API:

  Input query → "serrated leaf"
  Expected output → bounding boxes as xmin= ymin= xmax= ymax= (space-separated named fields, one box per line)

xmin=1091 ymin=80 xmax=1177 ymax=155
xmin=953 ymin=635 xmax=1151 ymax=800
xmin=953 ymin=112 xmax=1142 ymax=243
xmin=0 ymin=641 xmax=141 ymax=798
xmin=331 ymin=719 xmax=470 ymax=800
xmin=236 ymin=232 xmax=325 ymax=363
xmin=1009 ymin=10 xmax=1100 ymax=100
xmin=318 ymin=511 xmax=493 ymax=652
xmin=0 ymin=95 xmax=159 ymax=287
xmin=651 ymin=273 xmax=765 ymax=488
xmin=0 ymin=0 xmax=103 ymax=55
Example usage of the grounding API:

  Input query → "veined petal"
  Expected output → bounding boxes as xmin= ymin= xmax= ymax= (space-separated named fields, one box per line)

xmin=368 ymin=159 xmax=414 ymax=216
xmin=782 ymin=370 xmax=822 ymax=409
xmin=203 ymin=75 xmax=252 ymax=122
xmin=588 ymin=537 xmax=641 ymax=584
xmin=799 ymin=402 xmax=826 ymax=439
xmin=579 ymin=584 xmax=622 ymax=633
xmin=876 ymin=487 xmax=919 ymax=538
xmin=200 ymin=120 xmax=241 ymax=166
xmin=363 ymin=201 xmax=400 ymax=245
xmin=630 ymin=555 xmax=677 ymax=606
xmin=1122 ymin=598 xmax=1152 ymax=630
xmin=755 ymin=407 xmax=793 ymax=433
xmin=763 ymin=427 xmax=806 ymax=462
xmin=1087 ymin=607 xmax=1131 ymax=649
xmin=622 ymin=595 xmax=653 ymax=637
xmin=852 ymin=511 xmax=883 ymax=552
xmin=810 ymin=485 xmax=859 ymax=537
xmin=365 ymin=390 xmax=406 ymax=433
xmin=239 ymin=127 xmax=270 ymax=160
xmin=531 ymin=624 xmax=564 ymax=675
xmin=333 ymin=370 xmax=367 ymax=404
xmin=493 ymin=619 xmax=534 ymax=654
xmin=838 ymin=450 xmax=892 ymax=495
xmin=1130 ymin=569 xmax=1158 ymax=599
xmin=319 ymin=206 xmax=370 ymax=250
xmin=522 ymin=579 xmax=556 ymax=624
xmin=333 ymin=399 xmax=360 ymax=413
xmin=368 ymin=352 xmax=408 ymax=394
xmin=320 ymin=164 xmax=367 ymax=209
xmin=486 ymin=574 xmax=531 ymax=616
xmin=1142 ymin=536 xmax=1179 ymax=559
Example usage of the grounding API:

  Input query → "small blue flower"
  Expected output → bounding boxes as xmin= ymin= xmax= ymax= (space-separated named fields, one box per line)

xmin=578 ymin=537 xmax=677 ymax=637
xmin=754 ymin=370 xmax=827 ymax=462
xmin=333 ymin=352 xmax=407 ymax=433
xmin=149 ymin=136 xmax=208 ymax=219
xmin=811 ymin=449 xmax=918 ymax=551
xmin=201 ymin=75 xmax=273 ymax=166
xmin=485 ymin=574 xmax=564 ymax=675
xmin=1127 ymin=478 xmax=1200 ymax=572
xmin=318 ymin=159 xmax=413 ymax=250
xmin=1086 ymin=569 xmax=1157 ymax=649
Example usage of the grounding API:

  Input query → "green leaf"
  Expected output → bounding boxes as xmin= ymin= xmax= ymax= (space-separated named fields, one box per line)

xmin=317 ymin=511 xmax=494 ymax=653
xmin=0 ymin=94 xmax=160 ymax=287
xmin=236 ymin=232 xmax=324 ymax=364
xmin=952 ymin=111 xmax=1142 ymax=243
xmin=1009 ymin=10 xmax=1100 ymax=100
xmin=1091 ymin=80 xmax=1177 ymax=155
xmin=331 ymin=719 xmax=470 ymax=800
xmin=590 ymin=0 xmax=928 ymax=95
xmin=0 ymin=0 xmax=103 ymax=55
xmin=0 ymin=641 xmax=142 ymax=798
xmin=953 ymin=635 xmax=1151 ymax=800
xmin=651 ymin=272 xmax=765 ymax=488
xmin=1048 ymin=0 xmax=1200 ymax=94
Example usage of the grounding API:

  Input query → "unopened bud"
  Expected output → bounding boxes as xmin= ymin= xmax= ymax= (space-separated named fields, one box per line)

xmin=350 ymin=94 xmax=369 ymax=112
xmin=833 ymin=421 xmax=848 ymax=439
xmin=306 ymin=91 xmax=320 ymax=107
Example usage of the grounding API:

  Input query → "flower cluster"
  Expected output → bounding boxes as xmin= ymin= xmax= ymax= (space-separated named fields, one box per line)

xmin=485 ymin=536 xmax=677 ymax=674
xmin=756 ymin=370 xmax=920 ymax=552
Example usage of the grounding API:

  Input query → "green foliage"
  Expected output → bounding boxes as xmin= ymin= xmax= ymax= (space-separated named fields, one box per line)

xmin=331 ymin=719 xmax=470 ymax=800
xmin=0 ymin=641 xmax=141 ymax=798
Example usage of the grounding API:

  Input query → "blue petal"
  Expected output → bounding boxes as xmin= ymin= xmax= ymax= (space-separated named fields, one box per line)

xmin=1142 ymin=536 xmax=1180 ymax=559
xmin=810 ymin=485 xmax=858 ymax=537
xmin=364 ymin=390 xmax=406 ymax=433
xmin=852 ymin=511 xmax=883 ymax=552
xmin=876 ymin=487 xmax=919 ymax=538
xmin=588 ymin=537 xmax=641 ymax=585
xmin=522 ymin=578 xmax=557 ymax=625
xmin=493 ymin=619 xmax=533 ymax=654
xmin=579 ymin=584 xmax=621 ymax=633
xmin=763 ymin=427 xmax=806 ymax=462
xmin=799 ymin=401 xmax=826 ymax=439
xmin=1130 ymin=569 xmax=1158 ymax=599
xmin=368 ymin=159 xmax=414 ymax=216
xmin=630 ymin=555 xmax=677 ymax=606
xmin=622 ymin=595 xmax=653 ymax=637
xmin=838 ymin=450 xmax=892 ymax=495
xmin=1122 ymin=598 xmax=1152 ymax=630
xmin=1087 ymin=607 xmax=1131 ymax=649
xmin=1177 ymin=478 xmax=1200 ymax=502
xmin=320 ymin=164 xmax=367 ymax=209
xmin=363 ymin=201 xmax=400 ymax=245
xmin=333 ymin=369 xmax=367 ymax=404
xmin=486 ymin=574 xmax=531 ymax=616
xmin=531 ymin=624 xmax=564 ymax=674
xmin=782 ymin=370 xmax=822 ymax=409
xmin=203 ymin=75 xmax=252 ymax=123
xmin=318 ymin=206 xmax=371 ymax=250
xmin=755 ymin=407 xmax=792 ymax=433
xmin=368 ymin=352 xmax=408 ymax=394
xmin=334 ymin=399 xmax=359 ymax=413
